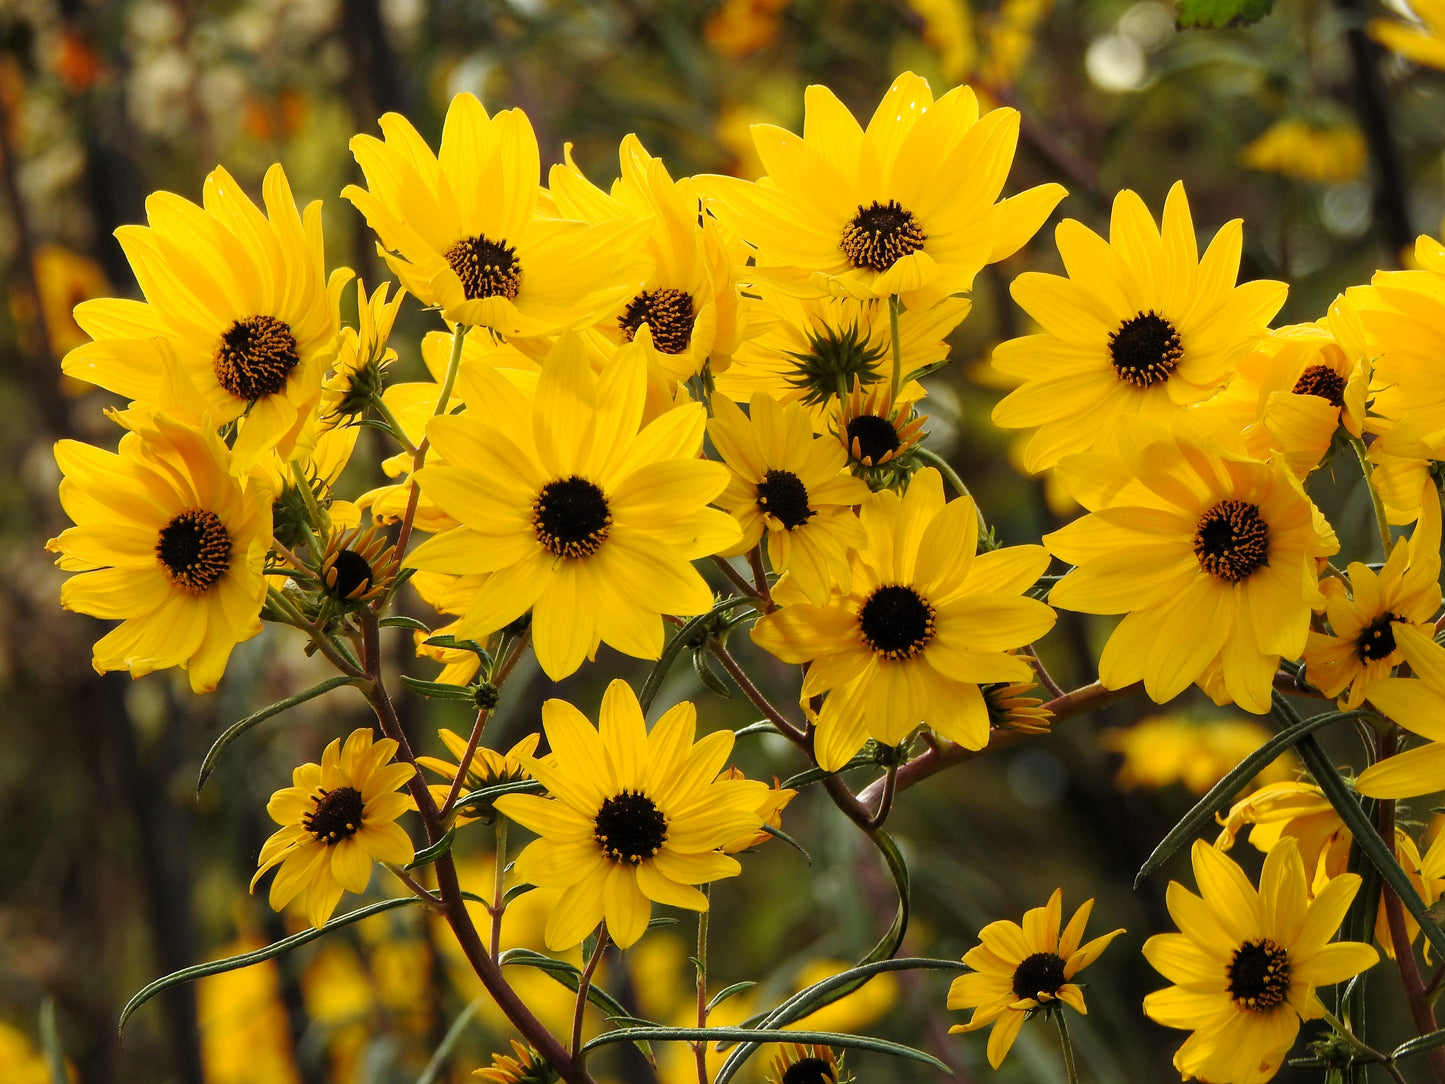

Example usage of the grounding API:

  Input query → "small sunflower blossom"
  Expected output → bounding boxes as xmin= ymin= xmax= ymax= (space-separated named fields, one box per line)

xmin=1304 ymin=482 xmax=1441 ymax=708
xmin=701 ymin=72 xmax=1065 ymax=309
xmin=708 ymin=392 xmax=870 ymax=603
xmin=713 ymin=288 xmax=968 ymax=427
xmin=1369 ymin=0 xmax=1445 ymax=70
xmin=492 ymin=680 xmax=768 ymax=950
xmin=1240 ymin=118 xmax=1367 ymax=184
xmin=751 ymin=468 xmax=1056 ymax=771
xmin=947 ymin=888 xmax=1125 ymax=1069
xmin=1044 ymin=420 xmax=1338 ymax=713
xmin=63 ymin=163 xmax=352 ymax=474
xmin=48 ymin=413 xmax=271 ymax=693
xmin=320 ymin=279 xmax=405 ymax=427
xmin=316 ymin=523 xmax=397 ymax=606
xmin=835 ymin=376 xmax=928 ymax=476
xmin=1142 ymin=839 xmax=1378 ymax=1084
xmin=1101 ymin=715 xmax=1296 ymax=795
xmin=344 ymin=93 xmax=649 ymax=338
xmin=405 ymin=333 xmax=740 ymax=680
xmin=251 ymin=729 xmax=417 ymax=929
xmin=473 ymin=1040 xmax=557 ymax=1084
xmin=548 ymin=134 xmax=748 ymax=383
xmin=982 ymin=680 xmax=1053 ymax=734
xmin=991 ymin=181 xmax=1287 ymax=472
xmin=1356 ymin=624 xmax=1445 ymax=800
xmin=418 ymin=729 xmax=541 ymax=822
xmin=764 ymin=1043 xmax=847 ymax=1084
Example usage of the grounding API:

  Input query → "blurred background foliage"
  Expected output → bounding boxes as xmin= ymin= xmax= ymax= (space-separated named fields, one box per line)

xmin=2 ymin=0 xmax=1443 ymax=1081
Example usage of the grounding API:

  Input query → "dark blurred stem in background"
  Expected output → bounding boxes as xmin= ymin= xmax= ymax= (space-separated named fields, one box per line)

xmin=340 ymin=0 xmax=407 ymax=285
xmin=1334 ymin=0 xmax=1413 ymax=266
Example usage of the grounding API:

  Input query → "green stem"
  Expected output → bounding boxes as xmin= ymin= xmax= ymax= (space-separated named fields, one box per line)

xmin=888 ymin=294 xmax=903 ymax=401
xmin=695 ymin=887 xmax=710 ymax=1084
xmin=912 ymin=446 xmax=995 ymax=549
xmin=1053 ymin=1007 xmax=1079 ymax=1084
xmin=371 ymin=394 xmax=419 ymax=456
xmin=287 ymin=458 xmax=327 ymax=561
xmin=1348 ymin=434 xmax=1393 ymax=559
xmin=434 ymin=323 xmax=470 ymax=419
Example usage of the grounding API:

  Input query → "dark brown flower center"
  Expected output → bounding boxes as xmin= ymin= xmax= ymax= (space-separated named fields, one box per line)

xmin=1193 ymin=499 xmax=1270 ymax=583
xmin=858 ymin=584 xmax=936 ymax=659
xmin=1108 ymin=310 xmax=1183 ymax=388
xmin=1356 ymin=612 xmax=1402 ymax=662
xmin=1227 ymin=938 xmax=1291 ymax=1012
xmin=1291 ymin=364 xmax=1346 ymax=409
xmin=327 ymin=548 xmax=374 ymax=600
xmin=214 ymin=314 xmax=300 ymax=400
xmin=1011 ymin=951 xmax=1068 ymax=1001
xmin=303 ymin=785 xmax=365 ymax=844
xmin=756 ymin=469 xmax=815 ymax=530
xmin=618 ymin=288 xmax=695 ymax=354
xmin=156 ymin=509 xmax=232 ymax=594
xmin=781 ymin=1057 xmax=837 ymax=1084
xmin=594 ymin=790 xmax=668 ymax=864
xmin=445 ymin=235 xmax=522 ymax=301
xmin=846 ymin=414 xmax=901 ymax=465
xmin=532 ymin=476 xmax=612 ymax=559
xmin=840 ymin=199 xmax=927 ymax=272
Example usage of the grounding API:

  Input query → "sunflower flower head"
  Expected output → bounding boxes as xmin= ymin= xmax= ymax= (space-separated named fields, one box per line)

xmin=1356 ymin=625 xmax=1445 ymax=801
xmin=765 ymin=1043 xmax=850 ymax=1084
xmin=318 ymin=523 xmax=397 ymax=606
xmin=835 ymin=377 xmax=928 ymax=482
xmin=982 ymin=680 xmax=1053 ymax=734
xmin=493 ymin=680 xmax=767 ymax=950
xmin=473 ymin=1040 xmax=558 ymax=1084
xmin=784 ymin=320 xmax=889 ymax=407
xmin=322 ymin=280 xmax=405 ymax=427
xmin=992 ymin=181 xmax=1287 ymax=473
xmin=948 ymin=888 xmax=1124 ymax=1068
xmin=1143 ymin=839 xmax=1378 ymax=1084
xmin=419 ymin=729 xmax=541 ymax=824
xmin=48 ymin=414 xmax=272 ymax=693
xmin=251 ymin=729 xmax=417 ymax=929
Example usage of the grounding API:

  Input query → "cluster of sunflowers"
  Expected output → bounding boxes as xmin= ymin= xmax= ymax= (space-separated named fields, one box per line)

xmin=45 ymin=69 xmax=1445 ymax=1084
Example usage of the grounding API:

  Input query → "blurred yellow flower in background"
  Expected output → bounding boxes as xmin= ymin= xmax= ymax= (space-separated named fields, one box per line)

xmin=1101 ymin=714 xmax=1296 ymax=795
xmin=1241 ymin=119 xmax=1367 ymax=184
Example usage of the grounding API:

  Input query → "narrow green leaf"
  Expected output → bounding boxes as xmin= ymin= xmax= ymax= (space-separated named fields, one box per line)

xmin=120 ymin=896 xmax=446 ymax=1033
xmin=405 ymin=827 xmax=456 ymax=870
xmin=1394 ymin=1027 xmax=1445 ymax=1060
xmin=693 ymin=647 xmax=735 ymax=698
xmin=39 ymin=998 xmax=67 ymax=1084
xmin=1276 ymin=696 xmax=1445 ymax=962
xmin=399 ymin=675 xmax=477 ymax=701
xmin=780 ymin=755 xmax=876 ymax=791
xmin=415 ymin=997 xmax=484 ymax=1084
xmin=499 ymin=949 xmax=650 ymax=1057
xmin=638 ymin=597 xmax=758 ymax=714
xmin=197 ymin=675 xmax=360 ymax=794
xmin=707 ymin=982 xmax=757 ymax=1013
xmin=860 ymin=831 xmax=910 ymax=966
xmin=456 ymin=778 xmax=545 ymax=811
xmin=380 ymin=615 xmax=431 ymax=632
xmin=586 ymin=1025 xmax=950 ymax=1076
xmin=733 ymin=721 xmax=781 ymax=740
xmin=1175 ymin=0 xmax=1274 ymax=28
xmin=1134 ymin=708 xmax=1367 ymax=886
xmin=758 ymin=823 xmax=812 ymax=864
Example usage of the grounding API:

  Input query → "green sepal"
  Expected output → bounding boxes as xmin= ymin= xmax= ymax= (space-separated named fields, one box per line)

xmin=196 ymin=675 xmax=362 ymax=794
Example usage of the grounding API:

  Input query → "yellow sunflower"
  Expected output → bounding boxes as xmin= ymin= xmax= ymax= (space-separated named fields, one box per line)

xmin=47 ymin=414 xmax=271 ymax=693
xmin=62 ymin=164 xmax=352 ymax=474
xmin=344 ymin=93 xmax=647 ymax=338
xmin=701 ymin=72 xmax=1065 ymax=309
xmin=1044 ymin=419 xmax=1338 ymax=713
xmin=1304 ymin=481 xmax=1441 ymax=708
xmin=473 ymin=1040 xmax=556 ymax=1083
xmin=1370 ymin=0 xmax=1445 ymax=70
xmin=764 ymin=1044 xmax=846 ymax=1084
xmin=1240 ymin=118 xmax=1366 ymax=184
xmin=1142 ymin=839 xmax=1378 ymax=1084
xmin=707 ymin=392 xmax=869 ymax=603
xmin=320 ymin=279 xmax=405 ymax=428
xmin=251 ymin=728 xmax=417 ymax=929
xmin=948 ymin=888 xmax=1124 ymax=1069
xmin=492 ymin=680 xmax=768 ymax=950
xmin=548 ymin=134 xmax=748 ymax=383
xmin=1359 ymin=234 xmax=1445 ymax=436
xmin=991 ymin=181 xmax=1287 ymax=472
xmin=750 ymin=467 xmax=1056 ymax=771
xmin=418 ymin=728 xmax=541 ymax=822
xmin=1355 ymin=624 xmax=1445 ymax=799
xmin=405 ymin=334 xmax=740 ymax=680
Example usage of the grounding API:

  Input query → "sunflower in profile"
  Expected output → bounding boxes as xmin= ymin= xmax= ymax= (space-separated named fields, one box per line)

xmin=751 ymin=468 xmax=1056 ymax=771
xmin=492 ymin=680 xmax=767 ymax=950
xmin=948 ymin=889 xmax=1124 ymax=1068
xmin=708 ymin=393 xmax=869 ymax=603
xmin=1304 ymin=482 xmax=1441 ymax=708
xmin=418 ymin=728 xmax=541 ymax=822
xmin=1143 ymin=839 xmax=1378 ymax=1084
xmin=345 ymin=93 xmax=648 ymax=338
xmin=62 ymin=164 xmax=352 ymax=474
xmin=991 ymin=182 xmax=1287 ymax=472
xmin=473 ymin=1040 xmax=557 ymax=1084
xmin=701 ymin=72 xmax=1065 ymax=310
xmin=1044 ymin=419 xmax=1338 ymax=713
xmin=47 ymin=414 xmax=271 ymax=693
xmin=251 ymin=729 xmax=417 ymax=929
xmin=405 ymin=334 xmax=740 ymax=680
xmin=764 ymin=1044 xmax=847 ymax=1084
